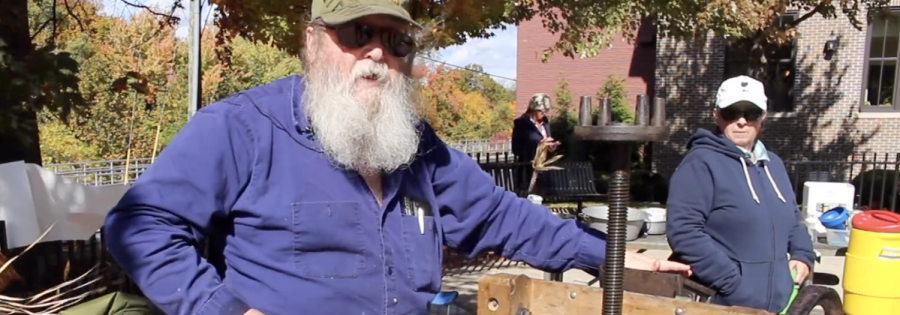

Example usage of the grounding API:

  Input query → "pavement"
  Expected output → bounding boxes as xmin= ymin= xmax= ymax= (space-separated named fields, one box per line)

xmin=434 ymin=249 xmax=846 ymax=315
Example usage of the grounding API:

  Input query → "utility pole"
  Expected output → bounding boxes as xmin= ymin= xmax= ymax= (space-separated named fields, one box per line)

xmin=187 ymin=0 xmax=202 ymax=119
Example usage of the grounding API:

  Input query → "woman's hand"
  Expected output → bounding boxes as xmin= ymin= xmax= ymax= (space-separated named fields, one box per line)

xmin=541 ymin=137 xmax=560 ymax=151
xmin=624 ymin=250 xmax=692 ymax=276
xmin=244 ymin=309 xmax=265 ymax=315
xmin=789 ymin=260 xmax=810 ymax=284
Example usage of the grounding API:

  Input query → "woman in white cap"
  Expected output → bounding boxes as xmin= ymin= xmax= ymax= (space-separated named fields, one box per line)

xmin=665 ymin=75 xmax=815 ymax=313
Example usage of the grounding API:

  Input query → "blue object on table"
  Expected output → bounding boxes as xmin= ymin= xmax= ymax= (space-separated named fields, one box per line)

xmin=430 ymin=291 xmax=459 ymax=305
xmin=819 ymin=206 xmax=849 ymax=229
xmin=430 ymin=291 xmax=460 ymax=315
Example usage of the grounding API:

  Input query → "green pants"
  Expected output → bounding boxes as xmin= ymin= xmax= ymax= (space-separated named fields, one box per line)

xmin=60 ymin=292 xmax=164 ymax=315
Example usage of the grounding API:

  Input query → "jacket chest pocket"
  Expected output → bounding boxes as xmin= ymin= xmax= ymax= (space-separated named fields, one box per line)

xmin=292 ymin=201 xmax=366 ymax=278
xmin=399 ymin=204 xmax=442 ymax=291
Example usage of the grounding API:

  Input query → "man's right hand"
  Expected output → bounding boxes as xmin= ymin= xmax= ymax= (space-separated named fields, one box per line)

xmin=244 ymin=309 xmax=265 ymax=315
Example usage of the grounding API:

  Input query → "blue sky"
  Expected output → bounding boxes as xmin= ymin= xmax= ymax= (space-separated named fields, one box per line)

xmin=99 ymin=0 xmax=517 ymax=86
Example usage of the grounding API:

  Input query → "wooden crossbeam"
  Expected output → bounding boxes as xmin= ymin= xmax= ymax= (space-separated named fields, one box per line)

xmin=477 ymin=273 xmax=773 ymax=315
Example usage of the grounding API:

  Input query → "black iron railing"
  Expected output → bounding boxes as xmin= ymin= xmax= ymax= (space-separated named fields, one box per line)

xmin=785 ymin=152 xmax=900 ymax=212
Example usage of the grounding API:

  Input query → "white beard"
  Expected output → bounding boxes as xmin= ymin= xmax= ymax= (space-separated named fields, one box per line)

xmin=303 ymin=55 xmax=421 ymax=175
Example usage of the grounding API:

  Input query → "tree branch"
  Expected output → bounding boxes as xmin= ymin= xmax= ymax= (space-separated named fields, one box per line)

xmin=30 ymin=18 xmax=54 ymax=42
xmin=791 ymin=2 xmax=826 ymax=27
xmin=50 ymin=0 xmax=58 ymax=45
xmin=119 ymin=0 xmax=180 ymax=23
xmin=62 ymin=0 xmax=87 ymax=33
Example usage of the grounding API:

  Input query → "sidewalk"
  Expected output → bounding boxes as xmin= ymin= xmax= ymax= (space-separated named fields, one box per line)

xmin=437 ymin=249 xmax=846 ymax=314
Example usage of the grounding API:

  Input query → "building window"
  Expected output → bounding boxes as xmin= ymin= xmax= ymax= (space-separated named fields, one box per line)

xmin=724 ymin=13 xmax=798 ymax=113
xmin=862 ymin=12 xmax=900 ymax=112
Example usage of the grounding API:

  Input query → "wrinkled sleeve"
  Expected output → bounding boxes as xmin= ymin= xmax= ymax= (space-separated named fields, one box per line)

xmin=666 ymin=159 xmax=741 ymax=295
xmin=428 ymin=129 xmax=607 ymax=272
xmin=103 ymin=104 xmax=253 ymax=315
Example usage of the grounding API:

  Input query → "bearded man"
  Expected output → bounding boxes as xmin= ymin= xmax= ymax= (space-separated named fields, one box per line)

xmin=103 ymin=1 xmax=691 ymax=314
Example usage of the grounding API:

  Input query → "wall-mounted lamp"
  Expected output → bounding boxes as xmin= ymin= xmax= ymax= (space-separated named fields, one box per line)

xmin=823 ymin=33 xmax=838 ymax=60
xmin=824 ymin=34 xmax=838 ymax=53
xmin=824 ymin=39 xmax=838 ymax=53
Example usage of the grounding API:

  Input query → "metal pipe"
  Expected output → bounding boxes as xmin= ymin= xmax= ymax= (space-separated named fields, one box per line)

xmin=652 ymin=97 xmax=666 ymax=127
xmin=188 ymin=0 xmax=202 ymax=119
xmin=578 ymin=95 xmax=593 ymax=126
xmin=598 ymin=98 xmax=612 ymax=126
xmin=635 ymin=94 xmax=649 ymax=126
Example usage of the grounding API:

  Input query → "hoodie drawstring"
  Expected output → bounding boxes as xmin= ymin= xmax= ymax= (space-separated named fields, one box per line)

xmin=741 ymin=158 xmax=788 ymax=204
xmin=763 ymin=165 xmax=787 ymax=203
xmin=741 ymin=159 xmax=761 ymax=204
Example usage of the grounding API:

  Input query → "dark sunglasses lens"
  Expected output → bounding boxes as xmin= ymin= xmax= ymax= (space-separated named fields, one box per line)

xmin=336 ymin=23 xmax=374 ymax=48
xmin=720 ymin=109 xmax=740 ymax=121
xmin=335 ymin=22 xmax=415 ymax=58
xmin=744 ymin=110 xmax=763 ymax=121
xmin=382 ymin=31 xmax=414 ymax=57
xmin=720 ymin=108 xmax=763 ymax=121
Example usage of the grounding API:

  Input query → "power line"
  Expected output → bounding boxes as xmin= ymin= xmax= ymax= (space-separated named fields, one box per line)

xmin=418 ymin=56 xmax=517 ymax=82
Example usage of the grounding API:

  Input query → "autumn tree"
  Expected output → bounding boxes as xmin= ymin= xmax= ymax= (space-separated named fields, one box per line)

xmin=0 ymin=0 xmax=95 ymax=165
xmin=3 ymin=0 xmax=889 ymax=165
xmin=38 ymin=7 xmax=303 ymax=164
xmin=419 ymin=64 xmax=514 ymax=140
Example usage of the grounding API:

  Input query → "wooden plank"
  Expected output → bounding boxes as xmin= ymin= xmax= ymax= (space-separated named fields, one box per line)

xmin=477 ymin=273 xmax=773 ymax=315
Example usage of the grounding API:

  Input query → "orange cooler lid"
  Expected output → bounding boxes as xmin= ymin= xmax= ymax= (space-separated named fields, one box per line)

xmin=852 ymin=210 xmax=900 ymax=233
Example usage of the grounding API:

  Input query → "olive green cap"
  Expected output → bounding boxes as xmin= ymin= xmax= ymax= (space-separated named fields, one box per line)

xmin=311 ymin=0 xmax=422 ymax=28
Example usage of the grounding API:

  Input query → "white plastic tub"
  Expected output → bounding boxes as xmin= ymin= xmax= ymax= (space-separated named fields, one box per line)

xmin=641 ymin=207 xmax=667 ymax=235
xmin=825 ymin=228 xmax=850 ymax=247
xmin=582 ymin=206 xmax=647 ymax=241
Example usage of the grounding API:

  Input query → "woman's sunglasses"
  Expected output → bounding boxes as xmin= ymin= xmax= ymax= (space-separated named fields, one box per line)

xmin=718 ymin=106 xmax=764 ymax=122
xmin=326 ymin=22 xmax=415 ymax=58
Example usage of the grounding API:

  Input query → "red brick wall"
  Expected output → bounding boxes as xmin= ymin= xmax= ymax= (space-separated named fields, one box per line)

xmin=652 ymin=8 xmax=900 ymax=178
xmin=516 ymin=18 xmax=657 ymax=115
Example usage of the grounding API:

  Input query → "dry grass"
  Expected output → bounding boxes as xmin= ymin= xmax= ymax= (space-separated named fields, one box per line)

xmin=0 ymin=224 xmax=105 ymax=314
xmin=527 ymin=142 xmax=564 ymax=194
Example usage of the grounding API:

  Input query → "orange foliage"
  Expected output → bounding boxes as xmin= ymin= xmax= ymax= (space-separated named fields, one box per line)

xmin=419 ymin=65 xmax=513 ymax=140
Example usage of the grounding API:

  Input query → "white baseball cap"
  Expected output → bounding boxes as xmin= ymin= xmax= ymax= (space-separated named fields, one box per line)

xmin=715 ymin=75 xmax=768 ymax=111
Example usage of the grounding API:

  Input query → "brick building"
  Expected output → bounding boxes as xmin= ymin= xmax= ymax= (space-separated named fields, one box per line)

xmin=517 ymin=6 xmax=900 ymax=178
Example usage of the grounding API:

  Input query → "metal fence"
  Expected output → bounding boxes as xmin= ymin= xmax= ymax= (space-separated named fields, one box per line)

xmin=785 ymin=152 xmax=900 ymax=212
xmin=446 ymin=138 xmax=511 ymax=155
xmin=45 ymin=138 xmax=513 ymax=186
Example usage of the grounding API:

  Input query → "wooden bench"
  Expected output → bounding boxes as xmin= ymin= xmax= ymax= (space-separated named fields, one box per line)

xmin=479 ymin=161 xmax=531 ymax=197
xmin=537 ymin=161 xmax=606 ymax=212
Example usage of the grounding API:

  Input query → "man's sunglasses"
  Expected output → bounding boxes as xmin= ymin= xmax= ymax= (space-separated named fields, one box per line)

xmin=718 ymin=106 xmax=764 ymax=122
xmin=326 ymin=22 xmax=415 ymax=58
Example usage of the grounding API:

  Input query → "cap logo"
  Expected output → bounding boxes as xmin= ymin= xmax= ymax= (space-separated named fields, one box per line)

xmin=741 ymin=81 xmax=748 ymax=87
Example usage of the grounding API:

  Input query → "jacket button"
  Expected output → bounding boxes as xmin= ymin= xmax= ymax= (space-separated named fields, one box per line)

xmin=392 ymin=298 xmax=399 ymax=304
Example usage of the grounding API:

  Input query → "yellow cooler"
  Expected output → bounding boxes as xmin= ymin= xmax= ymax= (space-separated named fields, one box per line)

xmin=843 ymin=210 xmax=900 ymax=315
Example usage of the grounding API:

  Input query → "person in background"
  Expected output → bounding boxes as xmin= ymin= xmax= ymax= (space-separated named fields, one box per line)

xmin=102 ymin=1 xmax=691 ymax=314
xmin=512 ymin=93 xmax=558 ymax=163
xmin=666 ymin=75 xmax=816 ymax=313
xmin=511 ymin=93 xmax=560 ymax=193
